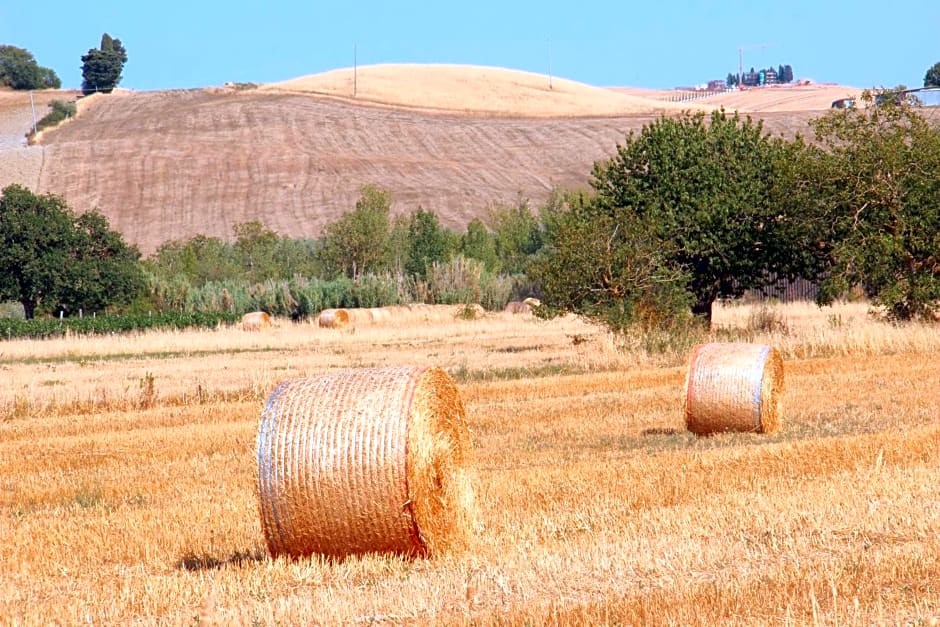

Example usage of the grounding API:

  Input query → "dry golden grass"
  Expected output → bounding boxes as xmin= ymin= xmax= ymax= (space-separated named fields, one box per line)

xmin=2 ymin=301 xmax=938 ymax=624
xmin=262 ymin=64 xmax=708 ymax=117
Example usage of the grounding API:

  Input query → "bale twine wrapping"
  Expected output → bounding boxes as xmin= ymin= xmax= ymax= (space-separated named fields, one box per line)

xmin=317 ymin=308 xmax=349 ymax=328
xmin=684 ymin=342 xmax=783 ymax=435
xmin=256 ymin=366 xmax=476 ymax=559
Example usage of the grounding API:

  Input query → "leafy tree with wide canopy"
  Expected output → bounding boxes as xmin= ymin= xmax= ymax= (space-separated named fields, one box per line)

xmin=542 ymin=109 xmax=816 ymax=327
xmin=798 ymin=92 xmax=940 ymax=321
xmin=0 ymin=185 xmax=144 ymax=318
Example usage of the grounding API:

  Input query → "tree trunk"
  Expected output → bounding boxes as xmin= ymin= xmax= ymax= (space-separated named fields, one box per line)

xmin=21 ymin=299 xmax=36 ymax=320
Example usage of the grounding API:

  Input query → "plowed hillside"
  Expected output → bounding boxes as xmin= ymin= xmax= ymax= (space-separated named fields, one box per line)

xmin=18 ymin=66 xmax=833 ymax=255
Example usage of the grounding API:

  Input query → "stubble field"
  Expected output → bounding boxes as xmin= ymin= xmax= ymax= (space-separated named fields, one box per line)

xmin=1 ymin=302 xmax=938 ymax=625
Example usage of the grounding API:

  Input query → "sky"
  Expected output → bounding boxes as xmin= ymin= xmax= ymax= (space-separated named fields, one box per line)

xmin=2 ymin=1 xmax=938 ymax=92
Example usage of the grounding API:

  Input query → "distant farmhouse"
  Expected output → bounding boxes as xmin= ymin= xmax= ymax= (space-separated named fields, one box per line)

xmin=727 ymin=64 xmax=794 ymax=88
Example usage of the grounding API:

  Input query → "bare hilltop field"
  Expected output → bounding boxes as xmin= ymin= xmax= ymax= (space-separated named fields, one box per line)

xmin=0 ymin=65 xmax=862 ymax=254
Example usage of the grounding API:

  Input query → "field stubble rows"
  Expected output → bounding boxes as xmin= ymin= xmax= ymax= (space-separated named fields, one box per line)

xmin=1 ymin=302 xmax=938 ymax=624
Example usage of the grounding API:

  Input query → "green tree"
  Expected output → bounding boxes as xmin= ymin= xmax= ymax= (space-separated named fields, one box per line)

xmin=551 ymin=110 xmax=811 ymax=327
xmin=57 ymin=212 xmax=146 ymax=316
xmin=234 ymin=221 xmax=280 ymax=282
xmin=147 ymin=235 xmax=239 ymax=286
xmin=460 ymin=218 xmax=499 ymax=272
xmin=0 ymin=45 xmax=60 ymax=89
xmin=800 ymin=92 xmax=940 ymax=321
xmin=319 ymin=185 xmax=393 ymax=278
xmin=924 ymin=62 xmax=940 ymax=88
xmin=81 ymin=33 xmax=127 ymax=95
xmin=404 ymin=207 xmax=452 ymax=279
xmin=489 ymin=198 xmax=542 ymax=275
xmin=0 ymin=185 xmax=143 ymax=318
xmin=529 ymin=191 xmax=693 ymax=333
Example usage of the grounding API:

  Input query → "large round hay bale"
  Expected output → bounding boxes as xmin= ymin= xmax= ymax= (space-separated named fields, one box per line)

xmin=317 ymin=308 xmax=349 ymax=328
xmin=241 ymin=311 xmax=271 ymax=331
xmin=684 ymin=342 xmax=783 ymax=435
xmin=256 ymin=366 xmax=476 ymax=559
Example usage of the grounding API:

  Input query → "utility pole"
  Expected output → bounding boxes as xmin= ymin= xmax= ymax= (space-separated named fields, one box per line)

xmin=29 ymin=91 xmax=38 ymax=135
xmin=548 ymin=38 xmax=553 ymax=90
xmin=354 ymin=44 xmax=358 ymax=97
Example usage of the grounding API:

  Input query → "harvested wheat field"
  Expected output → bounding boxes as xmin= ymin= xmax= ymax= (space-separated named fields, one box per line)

xmin=1 ymin=301 xmax=938 ymax=624
xmin=0 ymin=65 xmax=826 ymax=255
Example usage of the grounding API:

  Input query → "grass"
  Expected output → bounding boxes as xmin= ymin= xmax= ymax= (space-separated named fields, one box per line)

xmin=1 ymin=302 xmax=938 ymax=624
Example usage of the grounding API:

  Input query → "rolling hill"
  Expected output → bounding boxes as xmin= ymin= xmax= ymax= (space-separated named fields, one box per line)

xmin=1 ymin=65 xmax=848 ymax=255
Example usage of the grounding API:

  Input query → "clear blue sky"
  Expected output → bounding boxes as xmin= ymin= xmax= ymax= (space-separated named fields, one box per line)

xmin=2 ymin=1 xmax=938 ymax=91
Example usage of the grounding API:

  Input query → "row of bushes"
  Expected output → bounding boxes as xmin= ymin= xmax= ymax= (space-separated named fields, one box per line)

xmin=0 ymin=311 xmax=239 ymax=340
xmin=146 ymin=258 xmax=531 ymax=319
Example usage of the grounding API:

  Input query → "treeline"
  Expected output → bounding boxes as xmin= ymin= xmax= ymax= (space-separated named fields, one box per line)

xmin=2 ymin=89 xmax=940 ymax=338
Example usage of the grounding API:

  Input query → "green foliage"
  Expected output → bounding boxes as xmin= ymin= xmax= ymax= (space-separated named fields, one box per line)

xmin=404 ymin=207 xmax=454 ymax=279
xmin=0 ymin=45 xmax=60 ymax=89
xmin=489 ymin=198 xmax=543 ymax=275
xmin=529 ymin=192 xmax=694 ymax=334
xmin=319 ymin=185 xmax=393 ymax=278
xmin=924 ymin=62 xmax=940 ymax=88
xmin=0 ymin=311 xmax=238 ymax=341
xmin=460 ymin=218 xmax=499 ymax=272
xmin=0 ymin=185 xmax=143 ymax=319
xmin=802 ymin=92 xmax=940 ymax=321
xmin=34 ymin=100 xmax=76 ymax=134
xmin=414 ymin=256 xmax=512 ymax=308
xmin=585 ymin=109 xmax=812 ymax=325
xmin=81 ymin=33 xmax=127 ymax=95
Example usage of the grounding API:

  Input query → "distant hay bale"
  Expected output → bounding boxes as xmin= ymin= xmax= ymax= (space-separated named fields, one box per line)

xmin=255 ymin=366 xmax=476 ymax=559
xmin=522 ymin=297 xmax=541 ymax=308
xmin=684 ymin=342 xmax=783 ymax=436
xmin=241 ymin=311 xmax=271 ymax=331
xmin=504 ymin=301 xmax=531 ymax=314
xmin=317 ymin=308 xmax=349 ymax=328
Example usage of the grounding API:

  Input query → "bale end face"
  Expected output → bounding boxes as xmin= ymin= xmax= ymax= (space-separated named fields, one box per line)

xmin=684 ymin=342 xmax=784 ymax=436
xmin=317 ymin=308 xmax=350 ymax=328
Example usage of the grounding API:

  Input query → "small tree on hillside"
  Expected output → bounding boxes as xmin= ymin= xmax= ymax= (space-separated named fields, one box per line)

xmin=924 ymin=62 xmax=940 ymax=88
xmin=81 ymin=33 xmax=127 ymax=95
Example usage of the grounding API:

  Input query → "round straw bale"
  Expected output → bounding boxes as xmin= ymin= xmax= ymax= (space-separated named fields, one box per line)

xmin=241 ymin=311 xmax=272 ymax=331
xmin=317 ymin=308 xmax=349 ymax=328
xmin=522 ymin=297 xmax=541 ymax=308
xmin=256 ymin=366 xmax=476 ymax=559
xmin=369 ymin=307 xmax=392 ymax=324
xmin=504 ymin=301 xmax=530 ymax=314
xmin=683 ymin=342 xmax=783 ymax=435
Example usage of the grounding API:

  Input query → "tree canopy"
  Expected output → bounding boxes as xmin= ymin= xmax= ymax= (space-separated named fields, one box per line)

xmin=0 ymin=185 xmax=144 ymax=318
xmin=81 ymin=33 xmax=127 ymax=95
xmin=0 ymin=45 xmax=60 ymax=90
xmin=925 ymin=62 xmax=940 ymax=88
xmin=799 ymin=92 xmax=940 ymax=321
xmin=579 ymin=109 xmax=813 ymax=325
